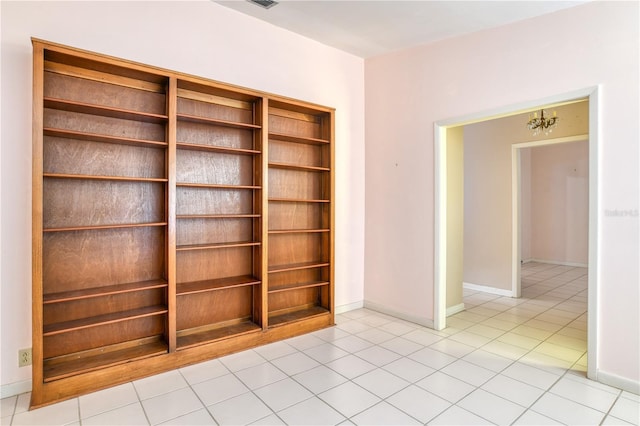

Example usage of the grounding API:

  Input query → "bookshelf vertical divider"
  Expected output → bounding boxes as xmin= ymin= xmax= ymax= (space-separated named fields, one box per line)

xmin=166 ymin=77 xmax=178 ymax=352
xmin=31 ymin=38 xmax=334 ymax=408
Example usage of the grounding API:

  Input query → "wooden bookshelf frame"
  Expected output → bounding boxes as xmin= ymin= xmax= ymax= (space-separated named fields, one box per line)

xmin=31 ymin=38 xmax=335 ymax=408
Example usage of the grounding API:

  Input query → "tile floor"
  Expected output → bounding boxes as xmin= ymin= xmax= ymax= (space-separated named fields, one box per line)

xmin=2 ymin=262 xmax=639 ymax=425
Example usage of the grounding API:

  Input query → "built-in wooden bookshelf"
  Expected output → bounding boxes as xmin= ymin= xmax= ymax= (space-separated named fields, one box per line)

xmin=31 ymin=39 xmax=334 ymax=408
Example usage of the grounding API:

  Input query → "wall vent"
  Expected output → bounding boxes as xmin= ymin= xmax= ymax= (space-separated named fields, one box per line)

xmin=247 ymin=0 xmax=278 ymax=9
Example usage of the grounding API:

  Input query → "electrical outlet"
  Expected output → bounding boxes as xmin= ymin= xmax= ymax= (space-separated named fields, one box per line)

xmin=18 ymin=348 xmax=32 ymax=367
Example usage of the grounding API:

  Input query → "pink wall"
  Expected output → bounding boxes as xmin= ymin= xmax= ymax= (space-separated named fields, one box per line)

xmin=365 ymin=1 xmax=638 ymax=388
xmin=0 ymin=1 xmax=365 ymax=393
xmin=529 ymin=141 xmax=589 ymax=265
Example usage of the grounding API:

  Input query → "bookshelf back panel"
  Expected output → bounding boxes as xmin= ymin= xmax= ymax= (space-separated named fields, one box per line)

xmin=269 ymin=114 xmax=322 ymax=139
xmin=177 ymin=187 xmax=254 ymax=215
xmin=176 ymin=286 xmax=253 ymax=330
xmin=44 ymin=109 xmax=166 ymax=142
xmin=268 ymin=268 xmax=324 ymax=289
xmin=177 ymin=247 xmax=254 ymax=283
xmin=268 ymin=233 xmax=328 ymax=267
xmin=269 ymin=139 xmax=328 ymax=169
xmin=176 ymin=150 xmax=254 ymax=186
xmin=268 ymin=203 xmax=328 ymax=230
xmin=43 ymin=180 xmax=165 ymax=228
xmin=43 ymin=227 xmax=166 ymax=293
xmin=177 ymin=98 xmax=253 ymax=125
xmin=43 ymin=288 xmax=165 ymax=326
xmin=44 ymin=137 xmax=166 ymax=179
xmin=177 ymin=218 xmax=254 ymax=246
xmin=268 ymin=287 xmax=320 ymax=314
xmin=43 ymin=316 xmax=166 ymax=359
xmin=177 ymin=122 xmax=254 ymax=150
xmin=268 ymin=168 xmax=325 ymax=200
xmin=44 ymin=72 xmax=166 ymax=115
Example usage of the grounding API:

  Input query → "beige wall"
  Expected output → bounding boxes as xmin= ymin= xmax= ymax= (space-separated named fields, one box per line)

xmin=528 ymin=141 xmax=589 ymax=265
xmin=365 ymin=1 xmax=638 ymax=387
xmin=462 ymin=103 xmax=588 ymax=291
xmin=446 ymin=127 xmax=464 ymax=311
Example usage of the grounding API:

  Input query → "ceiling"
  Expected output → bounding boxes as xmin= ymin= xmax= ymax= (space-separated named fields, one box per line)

xmin=214 ymin=0 xmax=586 ymax=58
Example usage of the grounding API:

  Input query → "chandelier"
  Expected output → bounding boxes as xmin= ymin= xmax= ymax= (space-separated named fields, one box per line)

xmin=527 ymin=109 xmax=558 ymax=136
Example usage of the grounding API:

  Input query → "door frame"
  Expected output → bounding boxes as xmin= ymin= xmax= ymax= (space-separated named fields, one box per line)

xmin=433 ymin=86 xmax=599 ymax=380
xmin=511 ymin=134 xmax=589 ymax=298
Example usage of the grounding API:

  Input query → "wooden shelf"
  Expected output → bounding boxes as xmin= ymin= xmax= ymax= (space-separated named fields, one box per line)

xmin=43 ymin=305 xmax=168 ymax=336
xmin=177 ymin=321 xmax=261 ymax=350
xmin=177 ymin=142 xmax=260 ymax=155
xmin=269 ymin=261 xmax=330 ymax=274
xmin=268 ymin=229 xmax=329 ymax=234
xmin=269 ymin=132 xmax=329 ymax=145
xmin=177 ymin=275 xmax=260 ymax=295
xmin=268 ymin=198 xmax=330 ymax=203
xmin=44 ymin=280 xmax=168 ymax=304
xmin=44 ymin=97 xmax=168 ymax=123
xmin=176 ymin=182 xmax=261 ymax=190
xmin=44 ymin=128 xmax=168 ymax=149
xmin=177 ymin=214 xmax=260 ymax=219
xmin=268 ymin=162 xmax=330 ymax=172
xmin=177 ymin=113 xmax=261 ymax=130
xmin=176 ymin=241 xmax=260 ymax=251
xmin=43 ymin=222 xmax=167 ymax=233
xmin=269 ymin=281 xmax=329 ymax=294
xmin=43 ymin=173 xmax=167 ymax=182
xmin=43 ymin=339 xmax=167 ymax=382
xmin=269 ymin=306 xmax=330 ymax=327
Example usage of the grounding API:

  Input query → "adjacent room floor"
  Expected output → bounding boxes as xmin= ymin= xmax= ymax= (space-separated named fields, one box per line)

xmin=2 ymin=262 xmax=638 ymax=425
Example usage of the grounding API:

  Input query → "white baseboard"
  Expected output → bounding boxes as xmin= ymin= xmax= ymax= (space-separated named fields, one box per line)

xmin=446 ymin=303 xmax=465 ymax=317
xmin=528 ymin=258 xmax=588 ymax=268
xmin=463 ymin=282 xmax=513 ymax=297
xmin=335 ymin=300 xmax=364 ymax=314
xmin=363 ymin=300 xmax=434 ymax=328
xmin=0 ymin=379 xmax=31 ymax=399
xmin=597 ymin=369 xmax=640 ymax=395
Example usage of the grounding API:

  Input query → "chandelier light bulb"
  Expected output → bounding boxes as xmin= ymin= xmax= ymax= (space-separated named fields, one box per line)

xmin=527 ymin=109 xmax=559 ymax=136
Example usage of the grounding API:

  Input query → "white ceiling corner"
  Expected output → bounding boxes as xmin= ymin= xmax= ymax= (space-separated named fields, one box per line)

xmin=214 ymin=0 xmax=588 ymax=58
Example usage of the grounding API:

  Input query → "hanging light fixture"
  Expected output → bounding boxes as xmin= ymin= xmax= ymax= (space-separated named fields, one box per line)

xmin=527 ymin=109 xmax=558 ymax=136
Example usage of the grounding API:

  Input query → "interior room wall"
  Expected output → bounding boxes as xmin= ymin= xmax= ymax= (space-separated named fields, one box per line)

xmin=0 ymin=1 xmax=365 ymax=394
xmin=365 ymin=1 xmax=638 ymax=389
xmin=462 ymin=102 xmax=588 ymax=292
xmin=520 ymin=149 xmax=532 ymax=261
xmin=529 ymin=141 xmax=589 ymax=265
xmin=445 ymin=127 xmax=463 ymax=313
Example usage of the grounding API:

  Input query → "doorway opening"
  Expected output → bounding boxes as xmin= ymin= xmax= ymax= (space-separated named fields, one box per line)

xmin=434 ymin=87 xmax=599 ymax=380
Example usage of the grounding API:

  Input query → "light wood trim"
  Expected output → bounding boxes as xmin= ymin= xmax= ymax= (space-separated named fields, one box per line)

xmin=44 ymin=280 xmax=169 ymax=304
xmin=260 ymin=98 xmax=269 ymax=329
xmin=176 ymin=241 xmax=260 ymax=251
xmin=44 ymin=128 xmax=168 ymax=149
xmin=167 ymin=77 xmax=178 ymax=352
xmin=43 ymin=306 xmax=168 ymax=336
xmin=44 ymin=61 xmax=165 ymax=93
xmin=269 ymin=107 xmax=320 ymax=123
xmin=177 ymin=275 xmax=260 ymax=296
xmin=176 ymin=142 xmax=259 ymax=155
xmin=43 ymin=222 xmax=167 ymax=233
xmin=175 ymin=183 xmax=261 ymax=190
xmin=177 ymin=88 xmax=252 ymax=110
xmin=43 ymin=173 xmax=167 ymax=183
xmin=32 ymin=41 xmax=45 ymax=395
xmin=329 ymin=111 xmax=336 ymax=323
